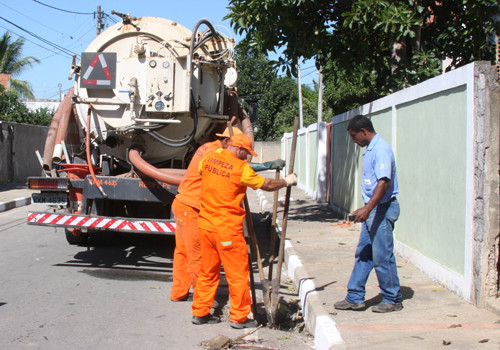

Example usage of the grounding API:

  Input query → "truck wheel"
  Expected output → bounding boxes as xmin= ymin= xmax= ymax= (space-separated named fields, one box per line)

xmin=65 ymin=228 xmax=89 ymax=245
xmin=88 ymin=230 xmax=115 ymax=245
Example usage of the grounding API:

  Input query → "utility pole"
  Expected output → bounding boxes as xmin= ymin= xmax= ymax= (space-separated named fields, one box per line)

xmin=297 ymin=59 xmax=303 ymax=129
xmin=96 ymin=5 xmax=103 ymax=36
xmin=317 ymin=66 xmax=323 ymax=123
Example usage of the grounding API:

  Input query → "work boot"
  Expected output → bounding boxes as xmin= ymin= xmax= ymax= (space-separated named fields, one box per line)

xmin=372 ymin=302 xmax=403 ymax=313
xmin=171 ymin=293 xmax=192 ymax=302
xmin=229 ymin=318 xmax=259 ymax=329
xmin=192 ymin=314 xmax=221 ymax=325
xmin=211 ymin=299 xmax=220 ymax=310
xmin=334 ymin=299 xmax=365 ymax=311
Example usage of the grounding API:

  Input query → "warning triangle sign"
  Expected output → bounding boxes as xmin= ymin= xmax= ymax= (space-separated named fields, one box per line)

xmin=80 ymin=52 xmax=116 ymax=89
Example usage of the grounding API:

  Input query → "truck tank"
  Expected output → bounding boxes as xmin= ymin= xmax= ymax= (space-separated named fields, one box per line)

xmin=27 ymin=14 xmax=253 ymax=245
xmin=70 ymin=15 xmax=243 ymax=170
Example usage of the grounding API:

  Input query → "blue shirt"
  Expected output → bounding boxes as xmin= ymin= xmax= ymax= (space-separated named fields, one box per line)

xmin=361 ymin=134 xmax=398 ymax=204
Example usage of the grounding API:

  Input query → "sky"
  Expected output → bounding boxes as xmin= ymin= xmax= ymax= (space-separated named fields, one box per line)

xmin=0 ymin=0 xmax=318 ymax=101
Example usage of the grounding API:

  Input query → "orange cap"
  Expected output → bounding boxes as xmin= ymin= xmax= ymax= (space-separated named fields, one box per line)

xmin=215 ymin=126 xmax=243 ymax=138
xmin=228 ymin=133 xmax=258 ymax=157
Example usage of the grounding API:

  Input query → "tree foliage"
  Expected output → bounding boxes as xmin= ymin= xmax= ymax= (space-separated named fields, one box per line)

xmin=226 ymin=0 xmax=499 ymax=114
xmin=0 ymin=85 xmax=53 ymax=126
xmin=0 ymin=32 xmax=39 ymax=98
xmin=234 ymin=40 xmax=323 ymax=140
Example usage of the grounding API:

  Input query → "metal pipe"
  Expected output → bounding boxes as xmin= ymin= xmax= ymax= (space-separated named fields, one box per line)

xmin=128 ymin=147 xmax=184 ymax=186
xmin=86 ymin=105 xmax=108 ymax=198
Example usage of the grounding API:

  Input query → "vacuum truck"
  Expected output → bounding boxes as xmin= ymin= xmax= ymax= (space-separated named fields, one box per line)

xmin=26 ymin=13 xmax=253 ymax=244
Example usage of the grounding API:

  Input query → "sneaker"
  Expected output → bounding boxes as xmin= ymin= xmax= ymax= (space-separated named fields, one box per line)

xmin=192 ymin=314 xmax=221 ymax=325
xmin=372 ymin=302 xmax=403 ymax=313
xmin=229 ymin=318 xmax=259 ymax=329
xmin=334 ymin=299 xmax=365 ymax=311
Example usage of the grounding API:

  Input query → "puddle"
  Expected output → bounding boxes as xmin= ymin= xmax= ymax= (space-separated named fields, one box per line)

xmin=80 ymin=268 xmax=172 ymax=282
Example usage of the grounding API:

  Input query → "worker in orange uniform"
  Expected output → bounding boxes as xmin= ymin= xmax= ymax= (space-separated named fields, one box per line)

xmin=170 ymin=127 xmax=285 ymax=302
xmin=170 ymin=127 xmax=240 ymax=302
xmin=191 ymin=133 xmax=297 ymax=328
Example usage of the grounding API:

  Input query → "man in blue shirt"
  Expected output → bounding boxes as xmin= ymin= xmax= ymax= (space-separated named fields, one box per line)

xmin=334 ymin=114 xmax=402 ymax=313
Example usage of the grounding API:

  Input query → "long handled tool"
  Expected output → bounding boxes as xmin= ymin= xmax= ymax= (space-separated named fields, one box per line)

xmin=243 ymin=196 xmax=274 ymax=323
xmin=270 ymin=116 xmax=299 ymax=322
xmin=243 ymin=219 xmax=258 ymax=318
xmin=267 ymin=168 xmax=280 ymax=281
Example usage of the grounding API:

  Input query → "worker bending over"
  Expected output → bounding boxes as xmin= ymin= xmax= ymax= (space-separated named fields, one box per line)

xmin=192 ymin=133 xmax=297 ymax=328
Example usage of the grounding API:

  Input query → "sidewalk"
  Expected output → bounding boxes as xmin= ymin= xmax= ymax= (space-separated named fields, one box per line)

xmin=0 ymin=183 xmax=33 ymax=212
xmin=3 ymin=183 xmax=500 ymax=349
xmin=247 ymin=186 xmax=500 ymax=350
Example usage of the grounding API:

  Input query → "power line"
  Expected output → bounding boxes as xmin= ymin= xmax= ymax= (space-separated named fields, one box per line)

xmin=32 ymin=0 xmax=94 ymax=15
xmin=0 ymin=1 xmax=72 ymax=40
xmin=300 ymin=65 xmax=316 ymax=71
xmin=0 ymin=23 xmax=71 ymax=61
xmin=301 ymin=70 xmax=318 ymax=79
xmin=0 ymin=0 xmax=95 ymax=54
xmin=0 ymin=16 xmax=77 ymax=59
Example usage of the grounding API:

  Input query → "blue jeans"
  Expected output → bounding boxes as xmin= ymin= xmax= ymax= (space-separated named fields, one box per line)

xmin=346 ymin=199 xmax=402 ymax=304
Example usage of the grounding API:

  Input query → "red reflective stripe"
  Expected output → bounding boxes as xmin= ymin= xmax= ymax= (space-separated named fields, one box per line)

xmin=90 ymin=54 xmax=99 ymax=67
xmin=116 ymin=221 xmax=127 ymax=230
xmin=28 ymin=213 xmax=37 ymax=222
xmin=39 ymin=214 xmax=52 ymax=223
xmin=90 ymin=218 xmax=103 ymax=227
xmin=83 ymin=80 xmax=97 ymax=85
xmin=151 ymin=221 xmax=163 ymax=232
xmin=127 ymin=222 xmax=138 ymax=230
xmin=103 ymin=219 xmax=116 ymax=228
xmin=49 ymin=215 xmax=65 ymax=224
xmin=79 ymin=216 xmax=91 ymax=226
xmin=103 ymin=67 xmax=112 ymax=80
xmin=165 ymin=222 xmax=176 ymax=232
xmin=140 ymin=222 xmax=151 ymax=231
xmin=63 ymin=215 xmax=78 ymax=225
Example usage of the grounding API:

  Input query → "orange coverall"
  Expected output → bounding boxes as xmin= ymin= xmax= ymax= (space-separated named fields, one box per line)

xmin=170 ymin=140 xmax=222 ymax=301
xmin=192 ymin=148 xmax=265 ymax=323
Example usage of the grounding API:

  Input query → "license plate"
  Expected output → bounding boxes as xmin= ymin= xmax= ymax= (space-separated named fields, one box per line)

xmin=32 ymin=192 xmax=68 ymax=205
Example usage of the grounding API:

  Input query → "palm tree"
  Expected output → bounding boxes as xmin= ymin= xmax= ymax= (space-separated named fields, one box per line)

xmin=0 ymin=32 xmax=39 ymax=99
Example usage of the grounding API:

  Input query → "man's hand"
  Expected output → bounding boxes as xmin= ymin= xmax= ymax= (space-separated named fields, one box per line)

xmin=284 ymin=173 xmax=297 ymax=186
xmin=352 ymin=178 xmax=390 ymax=223
xmin=350 ymin=206 xmax=371 ymax=223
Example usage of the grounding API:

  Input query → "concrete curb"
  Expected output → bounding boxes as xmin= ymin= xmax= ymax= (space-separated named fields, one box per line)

xmin=255 ymin=189 xmax=344 ymax=349
xmin=283 ymin=240 xmax=345 ymax=350
xmin=0 ymin=197 xmax=31 ymax=213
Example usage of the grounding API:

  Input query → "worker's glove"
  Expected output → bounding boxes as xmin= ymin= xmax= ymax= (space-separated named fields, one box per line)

xmin=250 ymin=159 xmax=286 ymax=172
xmin=284 ymin=173 xmax=297 ymax=186
xmin=268 ymin=159 xmax=285 ymax=170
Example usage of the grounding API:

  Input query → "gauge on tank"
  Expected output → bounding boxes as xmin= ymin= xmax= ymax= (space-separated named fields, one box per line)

xmin=155 ymin=100 xmax=165 ymax=111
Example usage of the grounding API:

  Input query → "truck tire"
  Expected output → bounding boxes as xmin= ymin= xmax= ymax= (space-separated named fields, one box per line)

xmin=88 ymin=230 xmax=115 ymax=246
xmin=65 ymin=228 xmax=89 ymax=245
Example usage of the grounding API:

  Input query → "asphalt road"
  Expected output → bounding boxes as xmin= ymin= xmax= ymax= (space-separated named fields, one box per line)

xmin=0 ymin=204 xmax=314 ymax=350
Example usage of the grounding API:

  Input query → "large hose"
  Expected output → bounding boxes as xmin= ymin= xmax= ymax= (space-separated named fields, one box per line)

xmin=128 ymin=147 xmax=184 ymax=186
xmin=52 ymin=88 xmax=75 ymax=163
xmin=42 ymin=90 xmax=74 ymax=172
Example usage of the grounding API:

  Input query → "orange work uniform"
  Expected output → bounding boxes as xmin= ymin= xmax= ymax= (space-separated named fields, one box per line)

xmin=192 ymin=148 xmax=265 ymax=323
xmin=170 ymin=140 xmax=222 ymax=301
